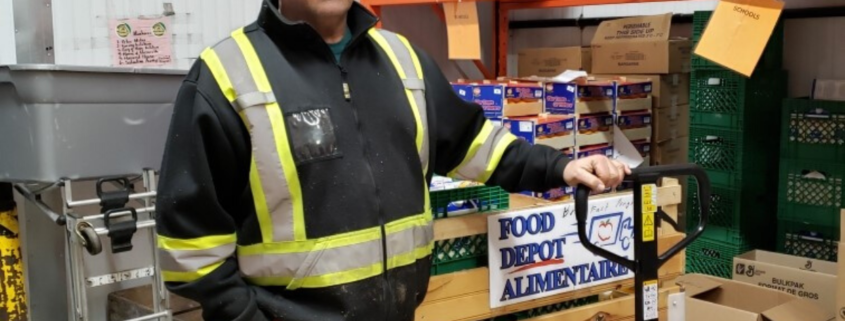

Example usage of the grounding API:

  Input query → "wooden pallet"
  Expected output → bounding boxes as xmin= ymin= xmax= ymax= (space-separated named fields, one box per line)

xmin=109 ymin=179 xmax=685 ymax=321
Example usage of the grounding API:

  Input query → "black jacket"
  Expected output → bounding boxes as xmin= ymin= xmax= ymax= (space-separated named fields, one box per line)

xmin=155 ymin=1 xmax=571 ymax=320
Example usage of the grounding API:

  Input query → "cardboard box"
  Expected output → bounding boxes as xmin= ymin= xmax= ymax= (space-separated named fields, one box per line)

xmin=505 ymin=115 xmax=576 ymax=150
xmin=575 ymin=79 xmax=616 ymax=115
xmin=598 ymin=74 xmax=690 ymax=108
xmin=654 ymin=104 xmax=689 ymax=143
xmin=576 ymin=113 xmax=614 ymax=146
xmin=518 ymin=47 xmax=592 ymax=77
xmin=733 ymin=250 xmax=838 ymax=317
xmin=543 ymin=81 xmax=578 ymax=115
xmin=591 ymin=13 xmax=692 ymax=74
xmin=694 ymin=0 xmax=785 ymax=77
xmin=812 ymin=79 xmax=845 ymax=102
xmin=616 ymin=110 xmax=652 ymax=142
xmin=470 ymin=82 xmax=544 ymax=118
xmin=576 ymin=144 xmax=614 ymax=158
xmin=615 ymin=79 xmax=654 ymax=112
xmin=452 ymin=83 xmax=473 ymax=102
xmin=678 ymin=274 xmax=832 ymax=321
xmin=651 ymin=136 xmax=688 ymax=165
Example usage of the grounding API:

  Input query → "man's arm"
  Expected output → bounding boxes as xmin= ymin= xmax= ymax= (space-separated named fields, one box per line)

xmin=155 ymin=63 xmax=268 ymax=321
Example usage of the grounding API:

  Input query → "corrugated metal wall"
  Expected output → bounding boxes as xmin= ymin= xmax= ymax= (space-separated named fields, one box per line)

xmin=0 ymin=0 xmax=16 ymax=64
xmin=51 ymin=0 xmax=261 ymax=69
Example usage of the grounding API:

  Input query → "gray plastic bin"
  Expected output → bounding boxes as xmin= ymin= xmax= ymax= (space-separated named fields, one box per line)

xmin=0 ymin=65 xmax=187 ymax=183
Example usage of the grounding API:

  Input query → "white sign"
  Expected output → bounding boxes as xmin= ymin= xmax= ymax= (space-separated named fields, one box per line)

xmin=487 ymin=195 xmax=635 ymax=308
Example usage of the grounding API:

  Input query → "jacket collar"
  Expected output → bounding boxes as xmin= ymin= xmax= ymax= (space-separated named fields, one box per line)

xmin=256 ymin=0 xmax=379 ymax=50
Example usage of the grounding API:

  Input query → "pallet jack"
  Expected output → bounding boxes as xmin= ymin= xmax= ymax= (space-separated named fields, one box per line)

xmin=575 ymin=164 xmax=711 ymax=321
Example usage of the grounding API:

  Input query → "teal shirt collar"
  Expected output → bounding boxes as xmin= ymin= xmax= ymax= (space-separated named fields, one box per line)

xmin=328 ymin=27 xmax=352 ymax=63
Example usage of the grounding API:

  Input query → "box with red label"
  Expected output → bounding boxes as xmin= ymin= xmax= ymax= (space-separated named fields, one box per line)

xmin=576 ymin=113 xmax=614 ymax=146
xmin=543 ymin=82 xmax=578 ymax=115
xmin=615 ymin=79 xmax=654 ymax=112
xmin=616 ymin=110 xmax=652 ymax=142
xmin=575 ymin=79 xmax=615 ymax=115
xmin=576 ymin=144 xmax=614 ymax=159
xmin=469 ymin=80 xmax=544 ymax=119
xmin=504 ymin=114 xmax=576 ymax=150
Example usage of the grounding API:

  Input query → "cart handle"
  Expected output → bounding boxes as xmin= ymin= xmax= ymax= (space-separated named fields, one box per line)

xmin=575 ymin=164 xmax=711 ymax=271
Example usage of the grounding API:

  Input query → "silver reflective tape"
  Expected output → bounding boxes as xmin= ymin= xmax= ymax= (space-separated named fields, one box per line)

xmin=238 ymin=238 xmax=384 ymax=279
xmin=455 ymin=126 xmax=511 ymax=181
xmin=378 ymin=29 xmax=429 ymax=172
xmin=214 ymin=38 xmax=257 ymax=102
xmin=216 ymin=35 xmax=295 ymax=242
xmin=159 ymin=243 xmax=235 ymax=272
xmin=236 ymin=91 xmax=277 ymax=110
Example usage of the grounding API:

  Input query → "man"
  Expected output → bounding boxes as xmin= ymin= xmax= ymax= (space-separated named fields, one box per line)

xmin=155 ymin=0 xmax=629 ymax=320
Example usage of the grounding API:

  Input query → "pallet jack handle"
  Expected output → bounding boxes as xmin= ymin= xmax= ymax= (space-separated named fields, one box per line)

xmin=575 ymin=164 xmax=712 ymax=321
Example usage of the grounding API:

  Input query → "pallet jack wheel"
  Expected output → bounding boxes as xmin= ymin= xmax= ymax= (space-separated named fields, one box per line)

xmin=77 ymin=223 xmax=102 ymax=255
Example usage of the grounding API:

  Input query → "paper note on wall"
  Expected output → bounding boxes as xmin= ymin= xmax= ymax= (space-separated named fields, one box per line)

xmin=444 ymin=2 xmax=481 ymax=60
xmin=694 ymin=0 xmax=784 ymax=77
xmin=109 ymin=17 xmax=174 ymax=67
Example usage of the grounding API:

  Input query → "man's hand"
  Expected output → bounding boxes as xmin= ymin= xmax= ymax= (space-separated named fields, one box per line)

xmin=563 ymin=155 xmax=632 ymax=192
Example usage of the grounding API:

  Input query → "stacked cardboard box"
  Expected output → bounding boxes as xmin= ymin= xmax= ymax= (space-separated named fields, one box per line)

xmin=518 ymin=47 xmax=592 ymax=77
xmin=588 ymin=13 xmax=692 ymax=167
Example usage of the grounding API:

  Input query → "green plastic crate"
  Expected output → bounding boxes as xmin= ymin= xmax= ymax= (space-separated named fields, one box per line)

xmin=490 ymin=296 xmax=600 ymax=321
xmin=430 ymin=185 xmax=510 ymax=219
xmin=777 ymin=219 xmax=840 ymax=262
xmin=692 ymin=11 xmax=784 ymax=72
xmin=688 ymin=127 xmax=773 ymax=187
xmin=686 ymin=238 xmax=754 ymax=278
xmin=431 ymin=234 xmax=488 ymax=275
xmin=781 ymin=98 xmax=845 ymax=162
xmin=776 ymin=159 xmax=844 ymax=227
xmin=690 ymin=69 xmax=787 ymax=129
xmin=686 ymin=183 xmax=774 ymax=246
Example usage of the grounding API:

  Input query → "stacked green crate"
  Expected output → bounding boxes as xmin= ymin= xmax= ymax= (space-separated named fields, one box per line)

xmin=776 ymin=98 xmax=845 ymax=262
xmin=430 ymin=185 xmax=510 ymax=275
xmin=686 ymin=11 xmax=787 ymax=277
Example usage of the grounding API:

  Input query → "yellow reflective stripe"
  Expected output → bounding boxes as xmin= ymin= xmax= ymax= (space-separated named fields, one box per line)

xmin=448 ymin=121 xmax=494 ymax=178
xmin=157 ymin=234 xmax=236 ymax=251
xmin=231 ymin=28 xmax=306 ymax=241
xmin=384 ymin=213 xmax=427 ymax=234
xmin=246 ymin=262 xmax=383 ymax=289
xmin=370 ymin=29 xmax=425 ymax=164
xmin=478 ymin=133 xmax=518 ymax=183
xmin=237 ymin=226 xmax=382 ymax=255
xmin=396 ymin=35 xmax=423 ymax=83
xmin=162 ymin=261 xmax=224 ymax=283
xmin=200 ymin=49 xmax=236 ymax=102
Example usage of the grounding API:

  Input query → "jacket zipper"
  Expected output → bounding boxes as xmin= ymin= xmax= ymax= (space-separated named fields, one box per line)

xmin=338 ymin=64 xmax=392 ymax=321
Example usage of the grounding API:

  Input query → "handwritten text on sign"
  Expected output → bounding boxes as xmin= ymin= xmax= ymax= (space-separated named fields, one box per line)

xmin=109 ymin=17 xmax=173 ymax=67
xmin=487 ymin=195 xmax=635 ymax=308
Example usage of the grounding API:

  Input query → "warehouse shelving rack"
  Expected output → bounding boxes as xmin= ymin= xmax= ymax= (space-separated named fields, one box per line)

xmin=360 ymin=0 xmax=693 ymax=78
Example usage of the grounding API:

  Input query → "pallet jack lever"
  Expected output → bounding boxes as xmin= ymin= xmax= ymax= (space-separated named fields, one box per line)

xmin=575 ymin=164 xmax=711 ymax=321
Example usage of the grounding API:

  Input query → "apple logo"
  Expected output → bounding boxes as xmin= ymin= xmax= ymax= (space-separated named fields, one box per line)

xmin=597 ymin=219 xmax=614 ymax=242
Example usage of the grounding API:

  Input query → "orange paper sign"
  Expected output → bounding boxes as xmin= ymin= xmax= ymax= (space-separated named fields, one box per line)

xmin=694 ymin=0 xmax=784 ymax=76
xmin=444 ymin=2 xmax=481 ymax=60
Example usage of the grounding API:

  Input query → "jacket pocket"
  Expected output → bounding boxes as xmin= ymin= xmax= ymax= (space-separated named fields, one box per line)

xmin=284 ymin=107 xmax=342 ymax=165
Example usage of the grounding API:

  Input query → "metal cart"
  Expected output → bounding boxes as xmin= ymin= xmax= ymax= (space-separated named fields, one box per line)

xmin=0 ymin=65 xmax=186 ymax=321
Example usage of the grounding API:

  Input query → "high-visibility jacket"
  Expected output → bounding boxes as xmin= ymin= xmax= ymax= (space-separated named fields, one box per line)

xmin=154 ymin=1 xmax=571 ymax=320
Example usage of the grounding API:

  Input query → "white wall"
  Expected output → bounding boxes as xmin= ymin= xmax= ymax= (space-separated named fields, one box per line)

xmin=0 ymin=0 xmax=16 ymax=64
xmin=52 ymin=0 xmax=261 ymax=69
